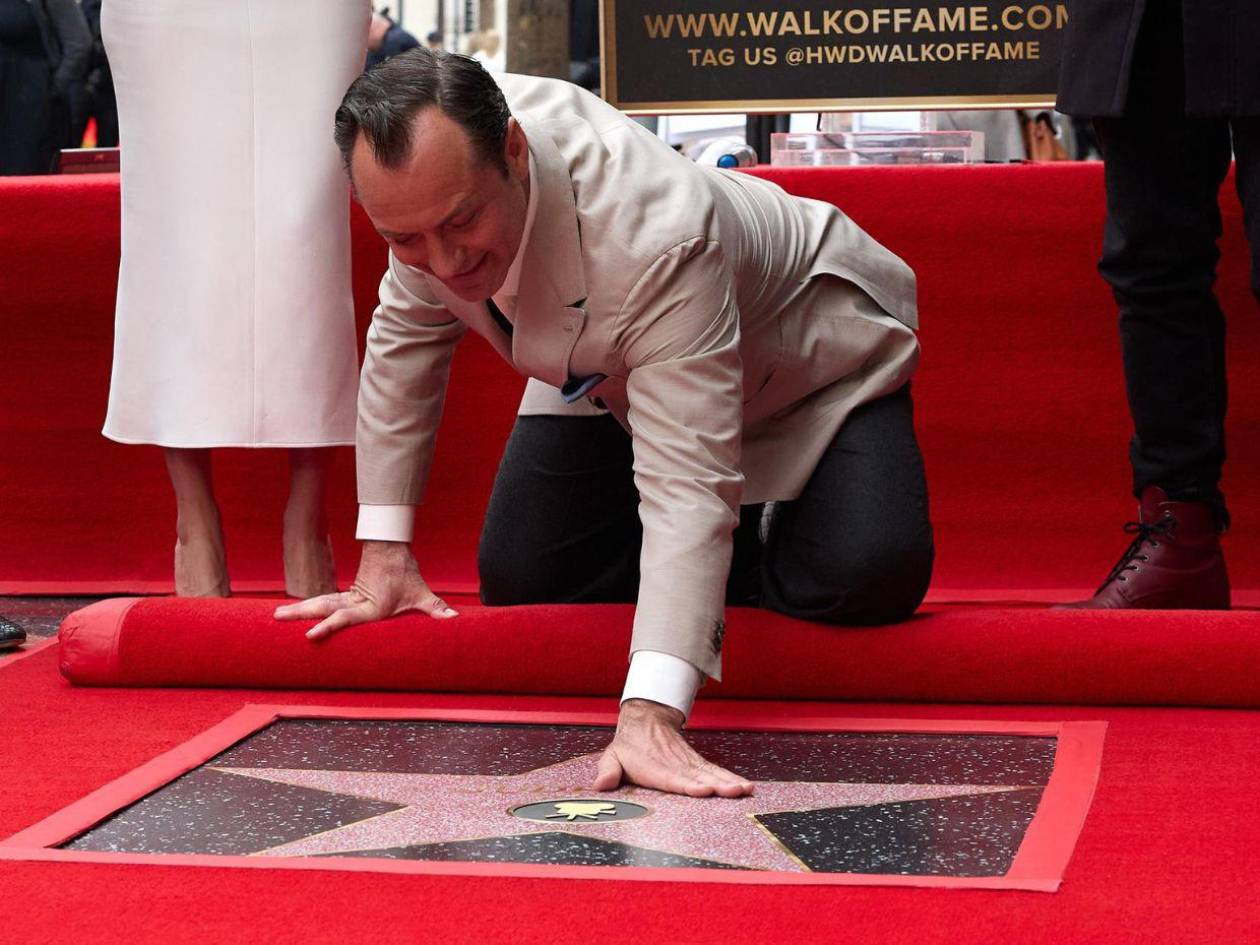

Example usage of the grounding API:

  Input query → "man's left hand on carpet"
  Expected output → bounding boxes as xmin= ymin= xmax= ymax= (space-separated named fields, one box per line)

xmin=273 ymin=540 xmax=457 ymax=640
xmin=593 ymin=698 xmax=755 ymax=798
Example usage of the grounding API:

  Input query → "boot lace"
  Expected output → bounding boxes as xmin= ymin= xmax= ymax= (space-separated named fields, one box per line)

xmin=1096 ymin=516 xmax=1176 ymax=593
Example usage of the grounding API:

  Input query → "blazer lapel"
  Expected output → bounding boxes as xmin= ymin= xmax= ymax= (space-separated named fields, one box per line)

xmin=427 ymin=283 xmax=514 ymax=363
xmin=511 ymin=117 xmax=589 ymax=388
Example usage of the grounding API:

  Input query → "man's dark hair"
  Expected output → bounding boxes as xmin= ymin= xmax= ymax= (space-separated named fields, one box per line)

xmin=334 ymin=48 xmax=511 ymax=177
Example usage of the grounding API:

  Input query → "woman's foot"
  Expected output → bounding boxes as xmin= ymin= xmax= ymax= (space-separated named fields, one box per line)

xmin=283 ymin=447 xmax=336 ymax=599
xmin=164 ymin=448 xmax=230 ymax=597
xmin=283 ymin=531 xmax=337 ymax=599
xmin=173 ymin=521 xmax=230 ymax=597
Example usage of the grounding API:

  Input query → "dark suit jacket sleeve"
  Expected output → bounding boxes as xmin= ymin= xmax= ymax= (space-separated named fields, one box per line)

xmin=617 ymin=236 xmax=744 ymax=681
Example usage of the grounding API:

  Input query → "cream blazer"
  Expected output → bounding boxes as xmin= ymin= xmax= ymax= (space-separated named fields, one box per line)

xmin=357 ymin=74 xmax=920 ymax=680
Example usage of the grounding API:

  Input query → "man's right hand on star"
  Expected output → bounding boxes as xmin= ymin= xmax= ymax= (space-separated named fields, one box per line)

xmin=594 ymin=699 xmax=754 ymax=798
xmin=273 ymin=540 xmax=457 ymax=640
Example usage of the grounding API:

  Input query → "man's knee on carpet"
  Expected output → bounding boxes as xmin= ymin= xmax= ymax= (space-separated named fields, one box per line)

xmin=477 ymin=545 xmax=554 ymax=606
xmin=477 ymin=529 xmax=640 ymax=607
xmin=479 ymin=413 xmax=642 ymax=607
xmin=762 ymin=528 xmax=934 ymax=625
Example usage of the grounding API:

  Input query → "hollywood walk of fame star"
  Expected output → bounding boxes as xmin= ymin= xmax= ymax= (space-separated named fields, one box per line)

xmin=215 ymin=753 xmax=1025 ymax=871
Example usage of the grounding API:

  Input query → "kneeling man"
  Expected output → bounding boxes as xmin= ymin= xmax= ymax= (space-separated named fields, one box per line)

xmin=278 ymin=49 xmax=933 ymax=798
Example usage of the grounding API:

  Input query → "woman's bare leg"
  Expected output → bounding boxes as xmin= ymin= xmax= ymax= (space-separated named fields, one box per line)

xmin=283 ymin=447 xmax=336 ymax=598
xmin=163 ymin=448 xmax=230 ymax=597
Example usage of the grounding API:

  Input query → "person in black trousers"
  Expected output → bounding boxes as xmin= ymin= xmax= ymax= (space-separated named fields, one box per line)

xmin=0 ymin=0 xmax=90 ymax=174
xmin=479 ymin=386 xmax=933 ymax=629
xmin=1057 ymin=0 xmax=1259 ymax=609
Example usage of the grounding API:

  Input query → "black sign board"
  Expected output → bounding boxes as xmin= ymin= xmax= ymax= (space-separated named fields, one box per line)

xmin=600 ymin=1 xmax=1067 ymax=113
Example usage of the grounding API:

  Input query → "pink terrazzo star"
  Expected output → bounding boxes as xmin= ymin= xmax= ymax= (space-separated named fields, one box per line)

xmin=215 ymin=755 xmax=1024 ymax=871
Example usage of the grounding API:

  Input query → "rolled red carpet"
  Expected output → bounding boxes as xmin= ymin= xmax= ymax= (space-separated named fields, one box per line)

xmin=59 ymin=597 xmax=1260 ymax=706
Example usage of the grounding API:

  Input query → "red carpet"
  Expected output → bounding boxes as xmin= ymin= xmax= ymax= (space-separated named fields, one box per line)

xmin=3 ymin=644 xmax=1259 ymax=944
xmin=4 ymin=165 xmax=1259 ymax=598
xmin=58 ymin=596 xmax=1260 ymax=707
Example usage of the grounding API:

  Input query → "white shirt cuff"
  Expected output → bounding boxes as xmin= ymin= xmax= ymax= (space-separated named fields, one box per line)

xmin=621 ymin=650 xmax=703 ymax=720
xmin=356 ymin=504 xmax=416 ymax=543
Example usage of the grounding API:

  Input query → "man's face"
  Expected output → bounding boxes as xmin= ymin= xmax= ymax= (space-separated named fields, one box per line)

xmin=351 ymin=109 xmax=530 ymax=302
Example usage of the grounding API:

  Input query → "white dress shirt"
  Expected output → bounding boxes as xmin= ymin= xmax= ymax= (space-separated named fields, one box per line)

xmin=355 ymin=151 xmax=704 ymax=719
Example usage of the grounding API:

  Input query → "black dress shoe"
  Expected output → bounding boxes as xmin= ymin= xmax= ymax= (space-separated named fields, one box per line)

xmin=0 ymin=616 xmax=27 ymax=651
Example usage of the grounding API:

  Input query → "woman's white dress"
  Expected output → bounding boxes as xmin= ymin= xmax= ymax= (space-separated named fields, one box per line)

xmin=102 ymin=0 xmax=369 ymax=447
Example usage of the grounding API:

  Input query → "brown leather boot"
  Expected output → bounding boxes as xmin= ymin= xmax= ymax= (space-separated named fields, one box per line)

xmin=1057 ymin=486 xmax=1230 ymax=610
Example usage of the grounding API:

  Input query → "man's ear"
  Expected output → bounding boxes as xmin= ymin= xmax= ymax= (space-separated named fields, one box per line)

xmin=504 ymin=117 xmax=528 ymax=179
